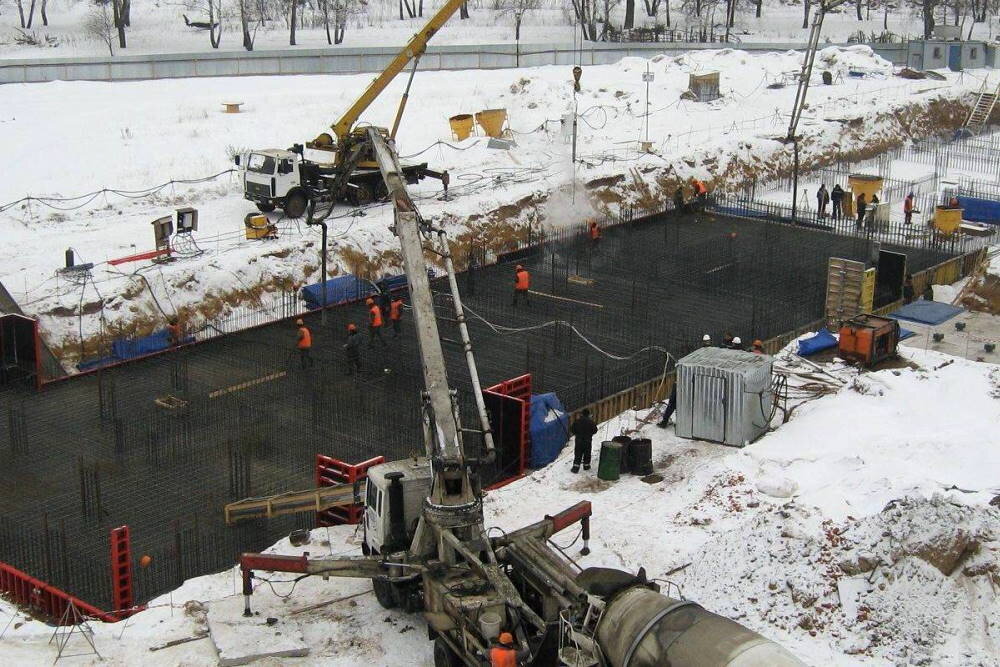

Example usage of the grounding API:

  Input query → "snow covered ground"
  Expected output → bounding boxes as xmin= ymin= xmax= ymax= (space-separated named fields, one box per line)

xmin=0 ymin=45 xmax=986 ymax=364
xmin=2 ymin=328 xmax=998 ymax=665
xmin=3 ymin=0 xmax=996 ymax=60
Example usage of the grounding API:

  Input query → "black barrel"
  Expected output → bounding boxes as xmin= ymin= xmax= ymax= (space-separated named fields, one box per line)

xmin=612 ymin=435 xmax=631 ymax=473
xmin=629 ymin=438 xmax=653 ymax=476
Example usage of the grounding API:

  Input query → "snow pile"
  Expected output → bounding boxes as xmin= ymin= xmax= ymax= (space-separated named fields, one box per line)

xmin=815 ymin=45 xmax=894 ymax=78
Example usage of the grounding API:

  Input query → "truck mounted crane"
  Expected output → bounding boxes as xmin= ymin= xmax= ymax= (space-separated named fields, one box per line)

xmin=235 ymin=0 xmax=466 ymax=217
xmin=237 ymin=128 xmax=805 ymax=666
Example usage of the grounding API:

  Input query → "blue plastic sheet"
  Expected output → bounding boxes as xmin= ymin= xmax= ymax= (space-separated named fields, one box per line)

xmin=953 ymin=196 xmax=1000 ymax=225
xmin=301 ymin=275 xmax=377 ymax=309
xmin=890 ymin=300 xmax=964 ymax=325
xmin=529 ymin=393 xmax=569 ymax=469
xmin=797 ymin=328 xmax=838 ymax=356
xmin=899 ymin=328 xmax=916 ymax=340
xmin=112 ymin=328 xmax=173 ymax=360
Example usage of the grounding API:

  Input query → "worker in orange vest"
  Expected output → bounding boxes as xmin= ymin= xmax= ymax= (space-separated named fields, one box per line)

xmin=481 ymin=631 xmax=528 ymax=667
xmin=166 ymin=318 xmax=183 ymax=347
xmin=588 ymin=219 xmax=601 ymax=247
xmin=903 ymin=192 xmax=915 ymax=225
xmin=367 ymin=298 xmax=387 ymax=348
xmin=691 ymin=179 xmax=708 ymax=210
xmin=512 ymin=264 xmax=530 ymax=308
xmin=295 ymin=318 xmax=313 ymax=369
xmin=751 ymin=339 xmax=765 ymax=355
xmin=389 ymin=295 xmax=404 ymax=338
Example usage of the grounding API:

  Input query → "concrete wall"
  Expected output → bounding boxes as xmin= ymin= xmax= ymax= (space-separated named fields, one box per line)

xmin=0 ymin=41 xmax=911 ymax=85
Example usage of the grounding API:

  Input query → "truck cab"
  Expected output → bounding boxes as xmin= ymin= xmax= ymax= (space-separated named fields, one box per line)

xmin=237 ymin=149 xmax=311 ymax=218
xmin=363 ymin=457 xmax=432 ymax=555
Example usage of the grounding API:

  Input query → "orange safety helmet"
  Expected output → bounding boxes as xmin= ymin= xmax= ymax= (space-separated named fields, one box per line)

xmin=348 ymin=323 xmax=357 ymax=332
xmin=498 ymin=632 xmax=514 ymax=645
xmin=753 ymin=339 xmax=763 ymax=347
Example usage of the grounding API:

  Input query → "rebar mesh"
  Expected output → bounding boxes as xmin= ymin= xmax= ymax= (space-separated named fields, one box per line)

xmin=0 ymin=211 xmax=958 ymax=610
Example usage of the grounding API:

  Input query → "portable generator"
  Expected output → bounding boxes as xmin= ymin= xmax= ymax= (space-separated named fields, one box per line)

xmin=838 ymin=314 xmax=900 ymax=366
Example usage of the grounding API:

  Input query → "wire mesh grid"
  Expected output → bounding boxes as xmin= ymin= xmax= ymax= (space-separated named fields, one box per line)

xmin=0 ymin=209 xmax=960 ymax=610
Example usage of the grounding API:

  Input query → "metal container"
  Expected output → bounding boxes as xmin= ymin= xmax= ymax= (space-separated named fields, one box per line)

xmin=596 ymin=586 xmax=804 ymax=667
xmin=674 ymin=347 xmax=773 ymax=447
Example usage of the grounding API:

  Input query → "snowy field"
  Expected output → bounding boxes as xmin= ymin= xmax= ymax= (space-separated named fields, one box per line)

xmin=3 ymin=0 xmax=998 ymax=60
xmin=0 ymin=45 xmax=987 ymax=362
xmin=1 ymin=331 xmax=997 ymax=665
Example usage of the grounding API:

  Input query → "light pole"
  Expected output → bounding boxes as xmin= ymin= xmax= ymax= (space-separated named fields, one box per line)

xmin=642 ymin=63 xmax=654 ymax=152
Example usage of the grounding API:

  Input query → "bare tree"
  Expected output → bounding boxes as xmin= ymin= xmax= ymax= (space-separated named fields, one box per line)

xmin=111 ymin=0 xmax=127 ymax=48
xmin=15 ymin=0 xmax=27 ymax=29
xmin=238 ymin=0 xmax=257 ymax=49
xmin=460 ymin=0 xmax=470 ymax=19
xmin=908 ymin=0 xmax=939 ymax=37
xmin=570 ymin=0 xmax=599 ymax=40
xmin=624 ymin=0 xmax=635 ymax=28
xmin=498 ymin=0 xmax=540 ymax=41
xmin=41 ymin=0 xmax=49 ymax=26
xmin=25 ymin=0 xmax=37 ymax=29
xmin=642 ymin=0 xmax=662 ymax=18
xmin=289 ymin=0 xmax=297 ymax=44
xmin=86 ymin=2 xmax=116 ymax=56
xmin=855 ymin=0 xmax=863 ymax=20
xmin=756 ymin=0 xmax=762 ymax=18
xmin=208 ymin=0 xmax=222 ymax=48
xmin=802 ymin=0 xmax=810 ymax=29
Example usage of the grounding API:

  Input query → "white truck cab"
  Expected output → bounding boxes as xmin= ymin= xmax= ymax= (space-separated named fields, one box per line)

xmin=237 ymin=149 xmax=310 ymax=217
xmin=363 ymin=457 xmax=432 ymax=555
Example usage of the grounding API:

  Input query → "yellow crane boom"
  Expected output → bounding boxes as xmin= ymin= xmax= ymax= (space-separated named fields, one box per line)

xmin=311 ymin=0 xmax=469 ymax=153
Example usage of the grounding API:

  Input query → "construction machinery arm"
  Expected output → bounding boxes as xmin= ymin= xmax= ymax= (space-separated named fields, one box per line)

xmin=319 ymin=0 xmax=469 ymax=148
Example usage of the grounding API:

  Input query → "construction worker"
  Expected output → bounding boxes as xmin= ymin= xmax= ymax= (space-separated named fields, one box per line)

xmin=904 ymin=192 xmax=915 ymax=225
xmin=481 ymin=631 xmax=527 ymax=667
xmin=731 ymin=336 xmax=743 ymax=351
xmin=691 ymin=178 xmax=708 ymax=210
xmin=389 ymin=295 xmax=404 ymax=337
xmin=702 ymin=333 xmax=711 ymax=347
xmin=441 ymin=170 xmax=450 ymax=200
xmin=377 ymin=280 xmax=391 ymax=318
xmin=855 ymin=192 xmax=867 ymax=230
xmin=295 ymin=318 xmax=313 ymax=369
xmin=166 ymin=318 xmax=183 ymax=347
xmin=656 ymin=384 xmax=677 ymax=428
xmin=569 ymin=408 xmax=598 ymax=473
xmin=512 ymin=264 xmax=530 ymax=308
xmin=673 ymin=186 xmax=685 ymax=214
xmin=903 ymin=273 xmax=915 ymax=304
xmin=366 ymin=298 xmax=387 ymax=347
xmin=751 ymin=339 xmax=764 ymax=355
xmin=343 ymin=323 xmax=362 ymax=375
xmin=948 ymin=195 xmax=960 ymax=208
xmin=722 ymin=332 xmax=734 ymax=349
xmin=588 ymin=219 xmax=601 ymax=247
xmin=830 ymin=184 xmax=845 ymax=220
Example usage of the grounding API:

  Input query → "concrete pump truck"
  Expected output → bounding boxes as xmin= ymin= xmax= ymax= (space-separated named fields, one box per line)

xmin=235 ymin=0 xmax=460 ymax=216
xmin=237 ymin=128 xmax=805 ymax=667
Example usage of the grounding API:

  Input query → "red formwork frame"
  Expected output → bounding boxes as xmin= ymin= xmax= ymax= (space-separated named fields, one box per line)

xmin=0 ymin=561 xmax=118 ymax=624
xmin=109 ymin=525 xmax=134 ymax=613
xmin=315 ymin=455 xmax=385 ymax=527
xmin=484 ymin=373 xmax=532 ymax=489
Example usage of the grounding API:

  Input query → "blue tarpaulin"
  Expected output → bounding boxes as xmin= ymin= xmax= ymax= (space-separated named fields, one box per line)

xmin=890 ymin=300 xmax=964 ymax=325
xmin=954 ymin=196 xmax=1000 ymax=225
xmin=797 ymin=328 xmax=838 ymax=356
xmin=529 ymin=393 xmax=569 ymax=469
xmin=112 ymin=328 xmax=173 ymax=360
xmin=899 ymin=328 xmax=916 ymax=340
xmin=301 ymin=275 xmax=377 ymax=309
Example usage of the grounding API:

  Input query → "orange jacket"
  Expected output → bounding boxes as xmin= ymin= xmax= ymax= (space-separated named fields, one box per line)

xmin=369 ymin=304 xmax=383 ymax=328
xmin=515 ymin=268 xmax=530 ymax=291
xmin=167 ymin=323 xmax=181 ymax=344
xmin=904 ymin=196 xmax=914 ymax=213
xmin=589 ymin=222 xmax=601 ymax=240
xmin=296 ymin=326 xmax=312 ymax=349
xmin=693 ymin=180 xmax=707 ymax=195
xmin=489 ymin=646 xmax=517 ymax=667
xmin=390 ymin=299 xmax=403 ymax=321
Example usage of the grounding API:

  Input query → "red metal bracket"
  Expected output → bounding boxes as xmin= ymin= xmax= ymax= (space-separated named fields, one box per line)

xmin=315 ymin=455 xmax=384 ymax=527
xmin=109 ymin=525 xmax=134 ymax=613
xmin=485 ymin=373 xmax=532 ymax=480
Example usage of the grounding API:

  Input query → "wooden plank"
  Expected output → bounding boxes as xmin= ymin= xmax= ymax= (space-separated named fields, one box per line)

xmin=209 ymin=371 xmax=288 ymax=399
xmin=223 ymin=482 xmax=363 ymax=524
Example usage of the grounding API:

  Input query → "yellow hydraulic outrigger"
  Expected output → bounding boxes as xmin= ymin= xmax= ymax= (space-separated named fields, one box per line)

xmin=307 ymin=0 xmax=469 ymax=167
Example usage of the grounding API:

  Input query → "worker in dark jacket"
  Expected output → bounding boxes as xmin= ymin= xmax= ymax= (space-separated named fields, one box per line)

xmin=343 ymin=323 xmax=362 ymax=375
xmin=570 ymin=408 xmax=598 ymax=473
xmin=674 ymin=186 xmax=685 ymax=214
xmin=903 ymin=274 xmax=915 ymax=304
xmin=830 ymin=184 xmax=845 ymax=220
xmin=376 ymin=280 xmax=391 ymax=318
xmin=296 ymin=318 xmax=313 ymax=369
xmin=855 ymin=192 xmax=867 ymax=230
xmin=512 ymin=265 xmax=530 ymax=308
xmin=367 ymin=298 xmax=387 ymax=348
xmin=657 ymin=384 xmax=678 ymax=428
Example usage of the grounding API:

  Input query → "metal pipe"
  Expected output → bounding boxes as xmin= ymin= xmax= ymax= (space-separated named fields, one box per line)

xmin=435 ymin=229 xmax=496 ymax=462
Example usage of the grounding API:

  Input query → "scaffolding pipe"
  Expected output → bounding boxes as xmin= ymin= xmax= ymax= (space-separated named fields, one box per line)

xmin=435 ymin=228 xmax=496 ymax=462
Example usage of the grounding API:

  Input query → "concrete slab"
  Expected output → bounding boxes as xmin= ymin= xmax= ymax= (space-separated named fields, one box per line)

xmin=207 ymin=596 xmax=309 ymax=666
xmin=899 ymin=308 xmax=1000 ymax=362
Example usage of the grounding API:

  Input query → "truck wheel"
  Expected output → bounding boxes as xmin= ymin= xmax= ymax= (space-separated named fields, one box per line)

xmin=433 ymin=637 xmax=462 ymax=667
xmin=372 ymin=577 xmax=397 ymax=609
xmin=255 ymin=202 xmax=276 ymax=213
xmin=351 ymin=183 xmax=373 ymax=206
xmin=284 ymin=190 xmax=308 ymax=218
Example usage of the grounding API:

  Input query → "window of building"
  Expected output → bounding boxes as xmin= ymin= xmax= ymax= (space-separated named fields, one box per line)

xmin=971 ymin=48 xmax=978 ymax=59
xmin=932 ymin=47 xmax=942 ymax=59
